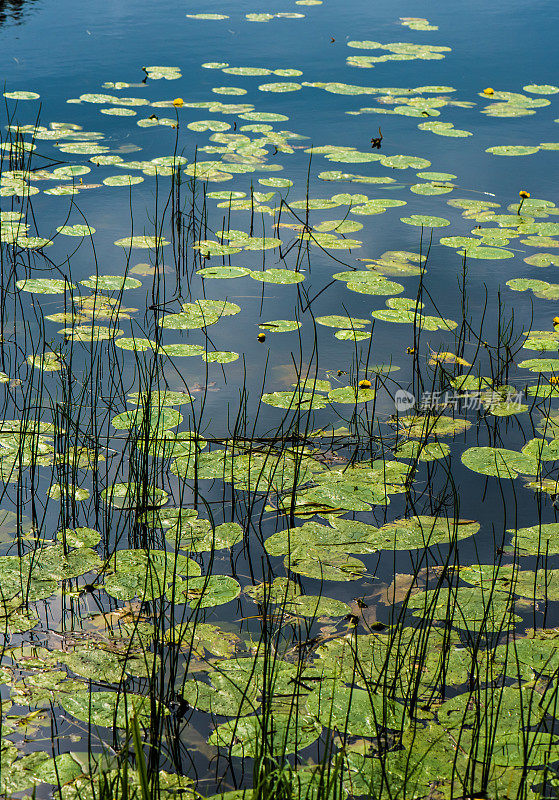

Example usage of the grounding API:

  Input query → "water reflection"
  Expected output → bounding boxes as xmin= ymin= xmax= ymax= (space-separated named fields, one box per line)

xmin=0 ymin=0 xmax=38 ymax=26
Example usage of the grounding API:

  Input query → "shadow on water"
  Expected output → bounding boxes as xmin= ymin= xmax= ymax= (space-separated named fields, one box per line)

xmin=0 ymin=0 xmax=38 ymax=26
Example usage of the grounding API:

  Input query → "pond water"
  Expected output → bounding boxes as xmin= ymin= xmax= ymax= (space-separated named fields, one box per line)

xmin=1 ymin=1 xmax=559 ymax=798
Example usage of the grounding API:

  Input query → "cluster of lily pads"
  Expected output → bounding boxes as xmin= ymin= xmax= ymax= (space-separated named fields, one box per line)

xmin=3 ymin=7 xmax=559 ymax=800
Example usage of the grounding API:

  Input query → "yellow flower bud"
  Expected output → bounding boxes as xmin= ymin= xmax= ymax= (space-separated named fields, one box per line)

xmin=483 ymin=87 xmax=495 ymax=95
xmin=172 ymin=97 xmax=184 ymax=107
xmin=358 ymin=379 xmax=372 ymax=389
xmin=519 ymin=190 xmax=530 ymax=199
xmin=257 ymin=332 xmax=266 ymax=342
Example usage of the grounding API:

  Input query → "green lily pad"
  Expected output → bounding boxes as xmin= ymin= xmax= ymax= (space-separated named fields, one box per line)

xmin=16 ymin=279 xmax=74 ymax=294
xmin=103 ymin=175 xmax=144 ymax=186
xmin=209 ymin=711 xmax=321 ymax=757
xmin=103 ymin=549 xmax=201 ymax=601
xmin=486 ymin=145 xmax=540 ymax=156
xmin=286 ymin=552 xmax=367 ymax=581
xmin=261 ymin=391 xmax=329 ymax=410
xmin=461 ymin=447 xmax=538 ymax=478
xmin=114 ymin=236 xmax=169 ymax=248
xmin=197 ymin=266 xmax=250 ymax=279
xmin=4 ymin=91 xmax=40 ymax=100
xmin=170 ymin=575 xmax=241 ymax=607
xmin=328 ymin=386 xmax=376 ymax=403
xmin=160 ymin=344 xmax=205 ymax=357
xmin=315 ymin=315 xmax=369 ymax=329
xmin=100 ymin=483 xmax=168 ymax=509
xmin=202 ymin=351 xmax=239 ymax=363
xmin=250 ymin=269 xmax=304 ymax=284
xmin=464 ymin=246 xmax=514 ymax=259
xmin=258 ymin=82 xmax=301 ymax=92
xmin=401 ymin=215 xmax=450 ymax=227
xmin=259 ymin=319 xmax=301 ymax=332
xmin=186 ymin=12 xmax=229 ymax=19
xmin=518 ymin=358 xmax=559 ymax=372
xmin=524 ymin=84 xmax=559 ymax=94
xmin=59 ymin=690 xmax=151 ymax=728
xmin=56 ymin=225 xmax=95 ymax=236
xmin=306 ymin=683 xmax=405 ymax=734
xmin=182 ymin=673 xmax=259 ymax=717
xmin=508 ymin=523 xmax=559 ymax=555
xmin=80 ymin=275 xmax=141 ymax=291
xmin=380 ymin=154 xmax=431 ymax=169
xmin=258 ymin=177 xmax=293 ymax=187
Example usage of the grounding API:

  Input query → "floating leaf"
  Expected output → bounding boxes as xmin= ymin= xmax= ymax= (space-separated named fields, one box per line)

xmin=518 ymin=358 xmax=559 ymax=372
xmin=103 ymin=549 xmax=200 ymax=601
xmin=209 ymin=711 xmax=320 ymax=757
xmin=380 ymin=154 xmax=431 ymax=169
xmin=186 ymin=12 xmax=229 ymax=19
xmin=203 ymin=351 xmax=239 ymax=363
xmin=80 ymin=275 xmax=141 ymax=291
xmin=103 ymin=175 xmax=144 ymax=186
xmin=16 ymin=279 xmax=74 ymax=294
xmin=524 ymin=84 xmax=559 ymax=94
xmin=160 ymin=343 xmax=205 ymax=357
xmin=170 ymin=575 xmax=241 ymax=607
xmin=328 ymin=386 xmax=376 ymax=403
xmin=306 ymin=683 xmax=405 ymax=734
xmin=59 ymin=690 xmax=151 ymax=728
xmin=114 ymin=236 xmax=169 ymax=248
xmin=401 ymin=215 xmax=450 ymax=227
xmin=461 ymin=447 xmax=538 ymax=478
xmin=250 ymin=269 xmax=304 ymax=284
xmin=197 ymin=266 xmax=250 ymax=279
xmin=259 ymin=319 xmax=301 ymax=332
xmin=508 ymin=523 xmax=559 ymax=556
xmin=486 ymin=145 xmax=540 ymax=156
xmin=4 ymin=91 xmax=40 ymax=100
xmin=261 ymin=391 xmax=328 ymax=410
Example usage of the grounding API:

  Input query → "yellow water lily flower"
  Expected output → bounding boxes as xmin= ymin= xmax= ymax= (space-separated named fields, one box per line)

xmin=483 ymin=87 xmax=495 ymax=95
xmin=172 ymin=97 xmax=184 ymax=107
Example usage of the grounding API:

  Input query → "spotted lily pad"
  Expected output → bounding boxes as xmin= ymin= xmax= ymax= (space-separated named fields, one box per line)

xmin=103 ymin=549 xmax=201 ymax=601
xmin=461 ymin=447 xmax=538 ymax=478
xmin=401 ymin=215 xmax=450 ymax=227
xmin=114 ymin=236 xmax=169 ymax=248
xmin=80 ymin=275 xmax=141 ymax=291
xmin=56 ymin=225 xmax=95 ymax=236
xmin=250 ymin=269 xmax=304 ymax=284
xmin=259 ymin=319 xmax=301 ymax=332
xmin=16 ymin=279 xmax=74 ymax=294
xmin=486 ymin=145 xmax=540 ymax=156
xmin=59 ymin=690 xmax=151 ymax=728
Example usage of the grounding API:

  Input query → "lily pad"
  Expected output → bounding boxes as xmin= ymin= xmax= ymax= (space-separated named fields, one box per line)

xmin=461 ymin=447 xmax=538 ymax=478
xmin=80 ymin=275 xmax=141 ymax=291
xmin=103 ymin=549 xmax=201 ymax=601
xmin=250 ymin=269 xmax=304 ymax=284
xmin=486 ymin=145 xmax=540 ymax=156
xmin=401 ymin=215 xmax=450 ymax=227
xmin=17 ymin=278 xmax=73 ymax=294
